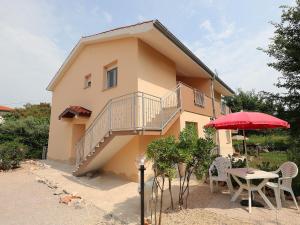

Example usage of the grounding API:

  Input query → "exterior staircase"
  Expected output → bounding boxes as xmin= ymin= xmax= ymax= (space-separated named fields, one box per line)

xmin=73 ymin=85 xmax=181 ymax=176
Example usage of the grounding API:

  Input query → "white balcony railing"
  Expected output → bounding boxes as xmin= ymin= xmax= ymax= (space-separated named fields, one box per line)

xmin=75 ymin=85 xmax=181 ymax=166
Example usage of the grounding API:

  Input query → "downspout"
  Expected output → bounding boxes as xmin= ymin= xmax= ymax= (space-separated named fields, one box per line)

xmin=210 ymin=72 xmax=221 ymax=155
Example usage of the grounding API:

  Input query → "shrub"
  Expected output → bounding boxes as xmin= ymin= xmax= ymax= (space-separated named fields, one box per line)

xmin=0 ymin=142 xmax=26 ymax=170
xmin=0 ymin=116 xmax=49 ymax=159
xmin=287 ymin=137 xmax=300 ymax=196
xmin=257 ymin=161 xmax=277 ymax=172
xmin=233 ymin=134 xmax=290 ymax=152
xmin=230 ymin=157 xmax=247 ymax=169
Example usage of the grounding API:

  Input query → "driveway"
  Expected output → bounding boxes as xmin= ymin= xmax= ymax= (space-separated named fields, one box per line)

xmin=0 ymin=168 xmax=117 ymax=225
xmin=3 ymin=160 xmax=298 ymax=225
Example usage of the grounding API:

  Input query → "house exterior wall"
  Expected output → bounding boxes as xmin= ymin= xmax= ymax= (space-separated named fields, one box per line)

xmin=102 ymin=118 xmax=181 ymax=181
xmin=48 ymin=38 xmax=140 ymax=162
xmin=48 ymin=36 xmax=233 ymax=180
xmin=137 ymin=40 xmax=177 ymax=97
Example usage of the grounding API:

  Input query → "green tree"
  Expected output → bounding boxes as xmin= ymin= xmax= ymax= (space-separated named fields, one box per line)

xmin=223 ymin=89 xmax=281 ymax=115
xmin=0 ymin=116 xmax=49 ymax=158
xmin=176 ymin=125 xmax=216 ymax=208
xmin=0 ymin=103 xmax=50 ymax=159
xmin=146 ymin=136 xmax=177 ymax=225
xmin=260 ymin=0 xmax=300 ymax=134
xmin=4 ymin=103 xmax=51 ymax=121
xmin=0 ymin=141 xmax=26 ymax=170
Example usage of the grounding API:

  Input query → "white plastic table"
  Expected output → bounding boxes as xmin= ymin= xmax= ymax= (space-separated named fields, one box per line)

xmin=226 ymin=168 xmax=279 ymax=213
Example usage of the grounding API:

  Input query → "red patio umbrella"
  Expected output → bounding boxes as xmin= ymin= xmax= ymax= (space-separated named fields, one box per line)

xmin=205 ymin=111 xmax=290 ymax=207
xmin=205 ymin=111 xmax=290 ymax=130
xmin=205 ymin=111 xmax=290 ymax=170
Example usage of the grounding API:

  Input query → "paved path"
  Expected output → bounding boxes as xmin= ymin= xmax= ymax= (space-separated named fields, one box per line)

xmin=0 ymin=168 xmax=114 ymax=225
xmin=31 ymin=160 xmax=140 ymax=224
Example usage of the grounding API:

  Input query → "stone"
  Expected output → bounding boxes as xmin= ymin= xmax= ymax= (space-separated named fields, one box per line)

xmin=59 ymin=195 xmax=73 ymax=204
xmin=69 ymin=198 xmax=84 ymax=209
xmin=53 ymin=188 xmax=64 ymax=195
xmin=36 ymin=177 xmax=47 ymax=184
xmin=47 ymin=181 xmax=58 ymax=189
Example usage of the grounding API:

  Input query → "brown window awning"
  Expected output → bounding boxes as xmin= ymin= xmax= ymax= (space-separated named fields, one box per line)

xmin=59 ymin=106 xmax=91 ymax=120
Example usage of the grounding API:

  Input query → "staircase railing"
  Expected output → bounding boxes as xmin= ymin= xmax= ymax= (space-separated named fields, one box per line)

xmin=75 ymin=86 xmax=182 ymax=167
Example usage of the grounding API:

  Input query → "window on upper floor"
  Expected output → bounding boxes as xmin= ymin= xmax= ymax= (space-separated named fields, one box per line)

xmin=221 ymin=101 xmax=227 ymax=114
xmin=103 ymin=64 xmax=118 ymax=90
xmin=107 ymin=67 xmax=117 ymax=88
xmin=84 ymin=74 xmax=92 ymax=89
xmin=194 ymin=89 xmax=205 ymax=107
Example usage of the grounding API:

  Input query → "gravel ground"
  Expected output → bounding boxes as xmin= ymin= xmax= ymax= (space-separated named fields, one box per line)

xmin=161 ymin=208 xmax=253 ymax=225
xmin=0 ymin=167 xmax=124 ymax=225
xmin=3 ymin=161 xmax=295 ymax=225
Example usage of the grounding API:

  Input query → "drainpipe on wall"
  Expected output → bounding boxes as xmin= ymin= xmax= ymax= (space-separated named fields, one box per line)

xmin=210 ymin=71 xmax=221 ymax=155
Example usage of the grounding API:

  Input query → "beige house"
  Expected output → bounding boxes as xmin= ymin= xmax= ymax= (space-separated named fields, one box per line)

xmin=47 ymin=20 xmax=234 ymax=181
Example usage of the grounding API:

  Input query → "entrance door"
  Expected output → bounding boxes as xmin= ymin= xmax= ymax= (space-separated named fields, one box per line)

xmin=71 ymin=124 xmax=85 ymax=164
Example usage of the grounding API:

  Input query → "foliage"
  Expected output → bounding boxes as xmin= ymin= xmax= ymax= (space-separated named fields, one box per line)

xmin=250 ymin=152 xmax=287 ymax=169
xmin=233 ymin=134 xmax=290 ymax=152
xmin=146 ymin=125 xmax=216 ymax=217
xmin=287 ymin=136 xmax=300 ymax=196
xmin=257 ymin=161 xmax=277 ymax=172
xmin=146 ymin=136 xmax=177 ymax=178
xmin=223 ymin=89 xmax=283 ymax=116
xmin=194 ymin=128 xmax=216 ymax=180
xmin=230 ymin=157 xmax=247 ymax=169
xmin=146 ymin=136 xmax=177 ymax=223
xmin=176 ymin=123 xmax=199 ymax=165
xmin=0 ymin=141 xmax=26 ymax=170
xmin=0 ymin=112 xmax=50 ymax=159
xmin=3 ymin=103 xmax=51 ymax=121
xmin=260 ymin=0 xmax=300 ymax=135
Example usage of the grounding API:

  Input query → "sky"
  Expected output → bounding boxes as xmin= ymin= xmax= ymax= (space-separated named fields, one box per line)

xmin=0 ymin=0 xmax=295 ymax=107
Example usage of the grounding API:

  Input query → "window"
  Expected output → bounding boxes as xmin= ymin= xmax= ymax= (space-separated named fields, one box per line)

xmin=221 ymin=101 xmax=227 ymax=114
xmin=84 ymin=74 xmax=91 ymax=88
xmin=106 ymin=67 xmax=117 ymax=89
xmin=185 ymin=121 xmax=198 ymax=135
xmin=194 ymin=89 xmax=205 ymax=107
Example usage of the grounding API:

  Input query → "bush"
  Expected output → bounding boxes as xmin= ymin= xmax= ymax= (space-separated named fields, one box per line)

xmin=287 ymin=137 xmax=300 ymax=196
xmin=0 ymin=116 xmax=49 ymax=159
xmin=233 ymin=134 xmax=290 ymax=152
xmin=0 ymin=142 xmax=26 ymax=170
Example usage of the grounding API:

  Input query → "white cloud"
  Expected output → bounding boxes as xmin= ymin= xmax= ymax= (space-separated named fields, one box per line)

xmin=137 ymin=15 xmax=146 ymax=22
xmin=103 ymin=11 xmax=113 ymax=23
xmin=192 ymin=27 xmax=281 ymax=93
xmin=0 ymin=0 xmax=64 ymax=107
xmin=199 ymin=18 xmax=235 ymax=41
xmin=200 ymin=20 xmax=214 ymax=33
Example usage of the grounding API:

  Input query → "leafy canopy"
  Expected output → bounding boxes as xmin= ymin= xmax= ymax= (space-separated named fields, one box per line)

xmin=260 ymin=0 xmax=300 ymax=132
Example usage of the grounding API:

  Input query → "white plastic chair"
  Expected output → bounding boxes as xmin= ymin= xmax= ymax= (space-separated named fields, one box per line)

xmin=209 ymin=157 xmax=233 ymax=194
xmin=265 ymin=161 xmax=299 ymax=210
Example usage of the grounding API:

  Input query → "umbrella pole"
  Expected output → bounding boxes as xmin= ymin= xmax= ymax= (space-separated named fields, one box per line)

xmin=243 ymin=130 xmax=249 ymax=170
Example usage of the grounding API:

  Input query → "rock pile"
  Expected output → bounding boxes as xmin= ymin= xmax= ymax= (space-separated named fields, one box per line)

xmin=35 ymin=176 xmax=85 ymax=209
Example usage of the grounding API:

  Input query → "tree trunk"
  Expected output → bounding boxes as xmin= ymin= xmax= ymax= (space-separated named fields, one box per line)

xmin=168 ymin=177 xmax=174 ymax=209
xmin=158 ymin=176 xmax=165 ymax=225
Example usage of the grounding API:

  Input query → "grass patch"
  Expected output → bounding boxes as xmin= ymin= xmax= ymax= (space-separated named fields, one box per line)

xmin=250 ymin=152 xmax=287 ymax=169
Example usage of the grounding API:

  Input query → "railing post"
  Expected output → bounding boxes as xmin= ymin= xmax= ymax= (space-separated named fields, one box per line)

xmin=142 ymin=92 xmax=145 ymax=130
xmin=133 ymin=93 xmax=136 ymax=130
xmin=160 ymin=97 xmax=163 ymax=129
xmin=109 ymin=102 xmax=112 ymax=133
xmin=178 ymin=83 xmax=182 ymax=109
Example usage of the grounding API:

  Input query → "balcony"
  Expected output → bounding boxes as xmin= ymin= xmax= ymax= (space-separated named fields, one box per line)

xmin=179 ymin=82 xmax=228 ymax=118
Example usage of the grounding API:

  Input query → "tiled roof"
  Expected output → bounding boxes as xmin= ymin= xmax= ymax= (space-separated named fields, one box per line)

xmin=0 ymin=105 xmax=14 ymax=112
xmin=59 ymin=106 xmax=91 ymax=120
